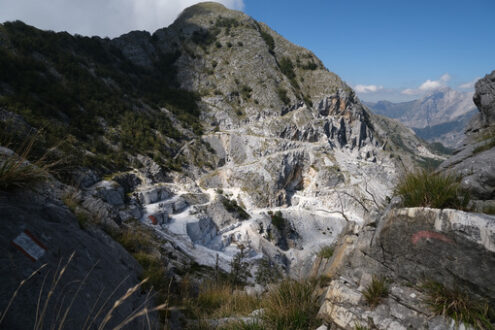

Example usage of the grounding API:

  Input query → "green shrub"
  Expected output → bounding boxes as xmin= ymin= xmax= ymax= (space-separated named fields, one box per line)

xmin=317 ymin=246 xmax=334 ymax=259
xmin=301 ymin=61 xmax=318 ymax=70
xmin=258 ymin=28 xmax=275 ymax=54
xmin=240 ymin=85 xmax=252 ymax=99
xmin=276 ymin=87 xmax=290 ymax=105
xmin=255 ymin=256 xmax=281 ymax=286
xmin=362 ymin=276 xmax=389 ymax=308
xmin=270 ymin=211 xmax=285 ymax=231
xmin=262 ymin=279 xmax=318 ymax=329
xmin=422 ymin=281 xmax=495 ymax=329
xmin=222 ymin=198 xmax=250 ymax=220
xmin=215 ymin=17 xmax=240 ymax=30
xmin=229 ymin=246 xmax=249 ymax=286
xmin=394 ymin=169 xmax=470 ymax=210
xmin=278 ymin=57 xmax=299 ymax=90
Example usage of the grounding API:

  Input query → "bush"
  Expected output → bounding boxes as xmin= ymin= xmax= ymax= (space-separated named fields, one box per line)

xmin=229 ymin=245 xmax=249 ymax=286
xmin=422 ymin=281 xmax=495 ymax=329
xmin=270 ymin=211 xmax=285 ymax=231
xmin=258 ymin=28 xmax=275 ymax=54
xmin=317 ymin=246 xmax=334 ymax=259
xmin=240 ymin=85 xmax=252 ymax=100
xmin=222 ymin=198 xmax=250 ymax=220
xmin=362 ymin=276 xmax=389 ymax=308
xmin=394 ymin=169 xmax=470 ymax=210
xmin=255 ymin=256 xmax=281 ymax=286
xmin=262 ymin=279 xmax=318 ymax=329
xmin=276 ymin=87 xmax=290 ymax=106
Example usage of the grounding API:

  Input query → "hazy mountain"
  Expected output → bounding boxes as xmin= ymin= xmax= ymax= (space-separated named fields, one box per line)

xmin=365 ymin=88 xmax=477 ymax=148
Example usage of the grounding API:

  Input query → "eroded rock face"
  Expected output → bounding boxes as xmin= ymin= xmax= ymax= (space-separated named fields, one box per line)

xmin=315 ymin=207 xmax=495 ymax=329
xmin=473 ymin=70 xmax=495 ymax=127
xmin=439 ymin=70 xmax=495 ymax=201
xmin=0 ymin=188 xmax=154 ymax=329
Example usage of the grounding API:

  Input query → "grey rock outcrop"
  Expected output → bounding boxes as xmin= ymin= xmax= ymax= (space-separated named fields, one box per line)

xmin=314 ymin=207 xmax=495 ymax=329
xmin=439 ymin=70 xmax=495 ymax=201
xmin=0 ymin=188 xmax=155 ymax=329
xmin=473 ymin=70 xmax=495 ymax=127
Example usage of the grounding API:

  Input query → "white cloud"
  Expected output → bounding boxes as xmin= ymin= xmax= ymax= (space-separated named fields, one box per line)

xmin=418 ymin=79 xmax=443 ymax=91
xmin=459 ymin=77 xmax=481 ymax=89
xmin=0 ymin=0 xmax=244 ymax=37
xmin=354 ymin=84 xmax=384 ymax=93
xmin=440 ymin=73 xmax=451 ymax=82
xmin=401 ymin=73 xmax=450 ymax=95
xmin=401 ymin=88 xmax=419 ymax=95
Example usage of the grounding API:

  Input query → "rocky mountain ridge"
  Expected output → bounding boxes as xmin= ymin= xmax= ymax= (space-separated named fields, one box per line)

xmin=365 ymin=87 xmax=477 ymax=148
xmin=0 ymin=1 xmax=443 ymax=275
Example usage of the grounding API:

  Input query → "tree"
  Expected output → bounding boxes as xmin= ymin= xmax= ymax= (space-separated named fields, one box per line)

xmin=229 ymin=244 xmax=249 ymax=286
xmin=255 ymin=256 xmax=281 ymax=286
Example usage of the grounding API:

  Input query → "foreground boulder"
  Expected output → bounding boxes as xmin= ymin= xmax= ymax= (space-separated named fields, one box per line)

xmin=0 ymin=186 xmax=156 ymax=329
xmin=314 ymin=207 xmax=495 ymax=329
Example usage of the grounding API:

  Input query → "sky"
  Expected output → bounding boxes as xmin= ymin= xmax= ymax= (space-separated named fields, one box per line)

xmin=0 ymin=0 xmax=493 ymax=102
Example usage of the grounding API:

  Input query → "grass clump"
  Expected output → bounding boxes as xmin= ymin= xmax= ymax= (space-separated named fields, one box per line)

xmin=262 ymin=279 xmax=318 ymax=329
xmin=482 ymin=204 xmax=495 ymax=215
xmin=222 ymin=198 xmax=250 ymax=220
xmin=184 ymin=280 xmax=261 ymax=324
xmin=0 ymin=135 xmax=52 ymax=191
xmin=362 ymin=276 xmax=389 ymax=308
xmin=473 ymin=138 xmax=495 ymax=154
xmin=317 ymin=245 xmax=334 ymax=259
xmin=422 ymin=281 xmax=495 ymax=329
xmin=394 ymin=169 xmax=470 ymax=210
xmin=219 ymin=320 xmax=264 ymax=330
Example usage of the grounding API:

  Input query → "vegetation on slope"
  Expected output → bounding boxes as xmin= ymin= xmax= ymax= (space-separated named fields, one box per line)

xmin=394 ymin=169 xmax=470 ymax=210
xmin=0 ymin=20 xmax=203 ymax=182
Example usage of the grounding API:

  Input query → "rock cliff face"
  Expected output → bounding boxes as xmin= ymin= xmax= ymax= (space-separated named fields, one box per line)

xmin=314 ymin=206 xmax=495 ymax=329
xmin=0 ymin=168 xmax=155 ymax=329
xmin=314 ymin=71 xmax=495 ymax=329
xmin=439 ymin=71 xmax=495 ymax=204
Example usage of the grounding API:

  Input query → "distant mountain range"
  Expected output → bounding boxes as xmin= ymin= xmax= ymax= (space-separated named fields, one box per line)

xmin=364 ymin=88 xmax=477 ymax=148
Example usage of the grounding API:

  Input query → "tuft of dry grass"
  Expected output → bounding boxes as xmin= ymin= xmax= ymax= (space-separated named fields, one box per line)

xmin=186 ymin=281 xmax=261 ymax=320
xmin=0 ymin=131 xmax=62 ymax=191
xmin=0 ymin=251 xmax=166 ymax=330
xmin=362 ymin=276 xmax=389 ymax=308
xmin=394 ymin=169 xmax=470 ymax=210
xmin=422 ymin=281 xmax=495 ymax=329
xmin=261 ymin=279 xmax=319 ymax=330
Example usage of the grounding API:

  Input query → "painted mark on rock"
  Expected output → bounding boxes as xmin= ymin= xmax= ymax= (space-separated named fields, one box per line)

xmin=411 ymin=230 xmax=453 ymax=245
xmin=11 ymin=230 xmax=47 ymax=261
xmin=148 ymin=215 xmax=158 ymax=225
